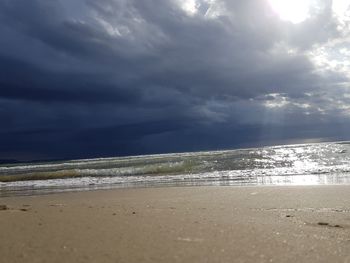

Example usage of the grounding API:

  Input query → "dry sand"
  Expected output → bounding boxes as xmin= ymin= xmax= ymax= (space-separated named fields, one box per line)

xmin=1 ymin=185 xmax=350 ymax=263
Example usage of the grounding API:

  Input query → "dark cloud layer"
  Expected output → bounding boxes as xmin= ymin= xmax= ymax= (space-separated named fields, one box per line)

xmin=0 ymin=0 xmax=349 ymax=161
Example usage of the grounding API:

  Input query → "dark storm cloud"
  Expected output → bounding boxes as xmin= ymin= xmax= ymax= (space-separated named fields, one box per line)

xmin=0 ymin=56 xmax=139 ymax=103
xmin=0 ymin=0 xmax=349 ymax=160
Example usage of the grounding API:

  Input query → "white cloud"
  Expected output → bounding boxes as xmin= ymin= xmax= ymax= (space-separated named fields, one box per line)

xmin=178 ymin=0 xmax=199 ymax=15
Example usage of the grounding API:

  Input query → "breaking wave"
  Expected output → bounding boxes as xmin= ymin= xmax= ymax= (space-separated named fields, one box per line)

xmin=1 ymin=141 xmax=350 ymax=196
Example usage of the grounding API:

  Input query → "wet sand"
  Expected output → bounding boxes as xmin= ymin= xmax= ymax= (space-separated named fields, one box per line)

xmin=1 ymin=185 xmax=350 ymax=263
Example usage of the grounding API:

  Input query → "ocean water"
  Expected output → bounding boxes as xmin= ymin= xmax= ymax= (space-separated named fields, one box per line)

xmin=1 ymin=141 xmax=350 ymax=196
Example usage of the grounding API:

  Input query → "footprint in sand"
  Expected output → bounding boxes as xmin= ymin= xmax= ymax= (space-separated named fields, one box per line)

xmin=0 ymin=205 xmax=31 ymax=212
xmin=0 ymin=204 xmax=8 ymax=210
xmin=317 ymin=222 xmax=343 ymax=228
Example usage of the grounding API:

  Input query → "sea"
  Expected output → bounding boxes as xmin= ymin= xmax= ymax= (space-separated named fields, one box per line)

xmin=1 ymin=141 xmax=350 ymax=196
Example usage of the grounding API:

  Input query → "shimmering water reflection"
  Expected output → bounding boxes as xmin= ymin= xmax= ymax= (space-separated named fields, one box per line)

xmin=257 ymin=174 xmax=350 ymax=186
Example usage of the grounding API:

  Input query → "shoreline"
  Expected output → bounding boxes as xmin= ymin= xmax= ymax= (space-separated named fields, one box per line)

xmin=2 ymin=173 xmax=350 ymax=198
xmin=1 ymin=185 xmax=350 ymax=262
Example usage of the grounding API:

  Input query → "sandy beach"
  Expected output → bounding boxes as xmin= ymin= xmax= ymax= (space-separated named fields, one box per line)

xmin=1 ymin=185 xmax=350 ymax=263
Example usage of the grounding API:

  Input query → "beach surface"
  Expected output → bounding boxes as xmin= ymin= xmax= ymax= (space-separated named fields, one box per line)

xmin=1 ymin=186 xmax=350 ymax=263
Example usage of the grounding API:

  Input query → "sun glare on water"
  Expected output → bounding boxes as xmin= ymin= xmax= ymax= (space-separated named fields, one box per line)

xmin=268 ymin=0 xmax=312 ymax=23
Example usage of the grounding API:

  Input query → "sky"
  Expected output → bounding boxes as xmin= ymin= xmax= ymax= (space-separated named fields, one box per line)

xmin=1 ymin=0 xmax=350 ymax=161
